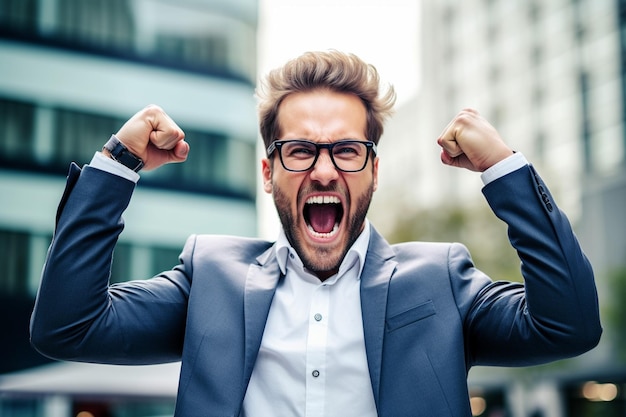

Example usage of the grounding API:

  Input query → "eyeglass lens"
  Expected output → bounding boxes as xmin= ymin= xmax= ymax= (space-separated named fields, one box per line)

xmin=279 ymin=141 xmax=371 ymax=172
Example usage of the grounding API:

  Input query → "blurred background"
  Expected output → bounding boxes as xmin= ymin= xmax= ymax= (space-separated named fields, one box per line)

xmin=0 ymin=0 xmax=625 ymax=416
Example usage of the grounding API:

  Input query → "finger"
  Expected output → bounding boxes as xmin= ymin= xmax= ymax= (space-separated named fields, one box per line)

xmin=149 ymin=127 xmax=185 ymax=151
xmin=440 ymin=149 xmax=477 ymax=171
xmin=437 ymin=131 xmax=464 ymax=158
xmin=170 ymin=140 xmax=190 ymax=162
xmin=139 ymin=105 xmax=182 ymax=148
xmin=440 ymin=148 xmax=454 ymax=166
xmin=440 ymin=148 xmax=465 ymax=167
xmin=141 ymin=139 xmax=189 ymax=170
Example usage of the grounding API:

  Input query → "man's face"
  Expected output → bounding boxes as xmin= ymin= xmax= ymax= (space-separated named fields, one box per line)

xmin=262 ymin=90 xmax=379 ymax=280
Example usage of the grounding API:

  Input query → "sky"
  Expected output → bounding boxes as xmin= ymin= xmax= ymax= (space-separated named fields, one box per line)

xmin=257 ymin=0 xmax=421 ymax=107
xmin=256 ymin=0 xmax=422 ymax=238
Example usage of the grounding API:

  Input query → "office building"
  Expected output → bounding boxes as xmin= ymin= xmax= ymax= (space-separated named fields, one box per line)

xmin=0 ymin=0 xmax=258 ymax=414
xmin=371 ymin=1 xmax=626 ymax=415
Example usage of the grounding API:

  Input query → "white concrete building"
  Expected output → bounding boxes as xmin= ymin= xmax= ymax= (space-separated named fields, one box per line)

xmin=371 ymin=1 xmax=626 ymax=415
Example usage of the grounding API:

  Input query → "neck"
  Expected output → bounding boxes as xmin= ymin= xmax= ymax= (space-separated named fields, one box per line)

xmin=313 ymin=267 xmax=339 ymax=282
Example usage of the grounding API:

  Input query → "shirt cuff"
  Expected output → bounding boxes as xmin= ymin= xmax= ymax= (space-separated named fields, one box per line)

xmin=480 ymin=152 xmax=528 ymax=185
xmin=90 ymin=151 xmax=140 ymax=183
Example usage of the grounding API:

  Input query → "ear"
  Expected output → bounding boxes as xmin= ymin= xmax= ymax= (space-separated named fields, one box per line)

xmin=372 ymin=156 xmax=379 ymax=192
xmin=261 ymin=158 xmax=273 ymax=194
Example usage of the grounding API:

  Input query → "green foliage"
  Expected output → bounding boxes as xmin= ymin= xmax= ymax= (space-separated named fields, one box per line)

xmin=603 ymin=267 xmax=626 ymax=363
xmin=385 ymin=202 xmax=523 ymax=283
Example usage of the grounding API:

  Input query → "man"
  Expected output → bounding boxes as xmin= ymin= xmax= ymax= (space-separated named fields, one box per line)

xmin=31 ymin=51 xmax=601 ymax=416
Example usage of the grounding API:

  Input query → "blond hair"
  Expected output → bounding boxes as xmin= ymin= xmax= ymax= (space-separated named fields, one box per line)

xmin=256 ymin=50 xmax=396 ymax=149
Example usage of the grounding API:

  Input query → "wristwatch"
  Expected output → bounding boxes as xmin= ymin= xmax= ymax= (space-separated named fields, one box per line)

xmin=102 ymin=135 xmax=144 ymax=172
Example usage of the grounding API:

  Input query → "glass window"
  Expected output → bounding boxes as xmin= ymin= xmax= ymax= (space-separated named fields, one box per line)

xmin=0 ymin=99 xmax=254 ymax=198
xmin=226 ymin=137 xmax=257 ymax=196
xmin=0 ymin=98 xmax=35 ymax=162
xmin=0 ymin=0 xmax=37 ymax=31
xmin=151 ymin=246 xmax=182 ymax=276
xmin=141 ymin=129 xmax=256 ymax=198
xmin=155 ymin=33 xmax=229 ymax=72
xmin=53 ymin=107 xmax=123 ymax=168
xmin=3 ymin=0 xmax=255 ymax=81
xmin=56 ymin=0 xmax=135 ymax=50
xmin=53 ymin=0 xmax=239 ymax=77
xmin=0 ymin=230 xmax=29 ymax=295
xmin=110 ymin=242 xmax=133 ymax=284
xmin=0 ymin=397 xmax=41 ymax=417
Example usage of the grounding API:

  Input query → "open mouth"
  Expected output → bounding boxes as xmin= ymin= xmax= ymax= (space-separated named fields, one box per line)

xmin=304 ymin=195 xmax=344 ymax=239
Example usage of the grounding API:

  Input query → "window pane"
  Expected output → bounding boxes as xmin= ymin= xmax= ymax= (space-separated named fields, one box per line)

xmin=110 ymin=242 xmax=132 ymax=284
xmin=151 ymin=247 xmax=182 ymax=276
xmin=141 ymin=129 xmax=255 ymax=198
xmin=56 ymin=0 xmax=135 ymax=50
xmin=0 ymin=0 xmax=38 ymax=31
xmin=0 ymin=98 xmax=35 ymax=161
xmin=53 ymin=107 xmax=122 ymax=167
xmin=0 ymin=230 xmax=29 ymax=295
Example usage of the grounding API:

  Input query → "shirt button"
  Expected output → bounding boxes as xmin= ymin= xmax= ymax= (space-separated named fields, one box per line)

xmin=314 ymin=313 xmax=322 ymax=322
xmin=312 ymin=370 xmax=320 ymax=378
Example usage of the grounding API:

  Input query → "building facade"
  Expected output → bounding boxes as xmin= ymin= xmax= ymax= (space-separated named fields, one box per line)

xmin=370 ymin=0 xmax=626 ymax=416
xmin=0 ymin=0 xmax=258 ymax=414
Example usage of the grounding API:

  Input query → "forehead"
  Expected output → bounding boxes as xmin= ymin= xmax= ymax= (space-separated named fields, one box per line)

xmin=277 ymin=90 xmax=367 ymax=141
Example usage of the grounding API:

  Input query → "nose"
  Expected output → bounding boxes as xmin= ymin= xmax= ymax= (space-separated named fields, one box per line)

xmin=309 ymin=149 xmax=339 ymax=185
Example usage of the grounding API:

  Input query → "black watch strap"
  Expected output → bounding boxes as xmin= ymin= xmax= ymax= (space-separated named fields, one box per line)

xmin=103 ymin=135 xmax=144 ymax=172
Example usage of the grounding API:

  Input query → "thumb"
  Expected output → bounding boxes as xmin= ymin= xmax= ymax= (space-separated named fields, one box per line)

xmin=170 ymin=140 xmax=190 ymax=162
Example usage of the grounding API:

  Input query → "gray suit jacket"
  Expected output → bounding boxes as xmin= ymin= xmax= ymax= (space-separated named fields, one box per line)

xmin=31 ymin=163 xmax=601 ymax=416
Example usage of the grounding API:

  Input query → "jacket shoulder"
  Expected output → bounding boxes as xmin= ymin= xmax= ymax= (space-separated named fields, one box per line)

xmin=187 ymin=234 xmax=275 ymax=263
xmin=389 ymin=240 xmax=462 ymax=263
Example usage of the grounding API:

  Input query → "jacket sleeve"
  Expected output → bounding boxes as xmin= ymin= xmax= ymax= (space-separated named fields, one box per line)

xmin=30 ymin=163 xmax=192 ymax=365
xmin=457 ymin=164 xmax=602 ymax=367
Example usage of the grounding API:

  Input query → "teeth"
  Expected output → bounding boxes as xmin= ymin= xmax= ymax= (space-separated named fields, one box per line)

xmin=306 ymin=196 xmax=340 ymax=204
xmin=307 ymin=222 xmax=339 ymax=239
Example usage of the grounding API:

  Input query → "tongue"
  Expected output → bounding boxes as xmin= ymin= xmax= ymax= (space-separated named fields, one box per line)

xmin=308 ymin=204 xmax=338 ymax=234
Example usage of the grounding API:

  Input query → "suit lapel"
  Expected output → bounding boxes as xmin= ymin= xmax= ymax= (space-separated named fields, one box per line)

xmin=242 ymin=245 xmax=282 ymax=384
xmin=360 ymin=228 xmax=397 ymax=406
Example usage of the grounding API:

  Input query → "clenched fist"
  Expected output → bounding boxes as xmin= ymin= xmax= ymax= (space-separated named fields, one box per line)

xmin=437 ymin=108 xmax=513 ymax=172
xmin=104 ymin=105 xmax=189 ymax=171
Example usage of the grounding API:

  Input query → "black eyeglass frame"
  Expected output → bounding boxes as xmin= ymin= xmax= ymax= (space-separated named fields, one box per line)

xmin=266 ymin=139 xmax=378 ymax=173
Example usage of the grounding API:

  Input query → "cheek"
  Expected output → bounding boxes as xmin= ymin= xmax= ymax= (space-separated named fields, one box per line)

xmin=352 ymin=175 xmax=376 ymax=197
xmin=345 ymin=178 xmax=376 ymax=214
xmin=272 ymin=174 xmax=302 ymax=208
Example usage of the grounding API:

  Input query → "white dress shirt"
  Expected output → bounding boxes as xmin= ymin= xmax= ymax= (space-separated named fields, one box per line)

xmin=241 ymin=222 xmax=377 ymax=417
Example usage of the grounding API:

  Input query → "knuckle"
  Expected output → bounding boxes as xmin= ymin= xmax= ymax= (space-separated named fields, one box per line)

xmin=144 ymin=103 xmax=163 ymax=112
xmin=455 ymin=112 xmax=473 ymax=126
xmin=142 ymin=104 xmax=164 ymax=119
xmin=460 ymin=107 xmax=478 ymax=114
xmin=455 ymin=108 xmax=480 ymax=126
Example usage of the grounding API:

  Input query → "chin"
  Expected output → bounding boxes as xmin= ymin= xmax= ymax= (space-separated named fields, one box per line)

xmin=301 ymin=240 xmax=346 ymax=274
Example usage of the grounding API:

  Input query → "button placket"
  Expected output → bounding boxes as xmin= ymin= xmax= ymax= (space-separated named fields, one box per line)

xmin=305 ymin=284 xmax=330 ymax=417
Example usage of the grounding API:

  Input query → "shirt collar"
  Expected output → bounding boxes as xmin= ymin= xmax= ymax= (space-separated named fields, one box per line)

xmin=275 ymin=219 xmax=371 ymax=281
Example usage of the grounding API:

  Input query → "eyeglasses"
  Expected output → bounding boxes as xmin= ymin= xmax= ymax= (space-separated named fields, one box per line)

xmin=266 ymin=139 xmax=377 ymax=173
